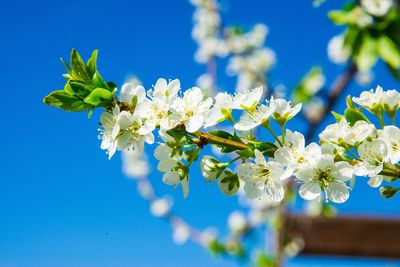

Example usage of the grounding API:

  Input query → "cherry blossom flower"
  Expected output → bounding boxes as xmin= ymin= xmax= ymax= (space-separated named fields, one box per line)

xmin=237 ymin=150 xmax=290 ymax=202
xmin=295 ymin=155 xmax=353 ymax=203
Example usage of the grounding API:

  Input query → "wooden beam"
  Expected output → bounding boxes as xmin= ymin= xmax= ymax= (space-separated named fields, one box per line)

xmin=285 ymin=214 xmax=400 ymax=259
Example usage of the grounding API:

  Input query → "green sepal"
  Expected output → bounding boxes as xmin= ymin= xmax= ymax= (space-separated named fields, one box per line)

xmin=218 ymin=170 xmax=240 ymax=196
xmin=331 ymin=111 xmax=344 ymax=122
xmin=344 ymin=107 xmax=370 ymax=126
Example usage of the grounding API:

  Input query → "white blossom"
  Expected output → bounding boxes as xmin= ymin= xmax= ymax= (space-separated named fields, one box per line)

xmin=237 ymin=150 xmax=290 ymax=202
xmin=233 ymin=86 xmax=264 ymax=110
xmin=361 ymin=0 xmax=393 ymax=17
xmin=116 ymin=110 xmax=155 ymax=153
xmin=137 ymin=79 xmax=181 ymax=134
xmin=200 ymin=156 xmax=222 ymax=181
xmin=120 ymin=83 xmax=146 ymax=107
xmin=150 ymin=198 xmax=172 ymax=217
xmin=122 ymin=150 xmax=149 ymax=178
xmin=295 ymin=155 xmax=353 ymax=203
xmin=234 ymin=104 xmax=275 ymax=131
xmin=379 ymin=126 xmax=400 ymax=164
xmin=319 ymin=119 xmax=376 ymax=146
xmin=303 ymin=97 xmax=325 ymax=123
xmin=327 ymin=34 xmax=350 ymax=64
xmin=227 ymin=211 xmax=247 ymax=232
xmin=99 ymin=105 xmax=121 ymax=159
xmin=356 ymin=70 xmax=374 ymax=86
xmin=274 ymin=130 xmax=322 ymax=174
xmin=154 ymin=143 xmax=189 ymax=197
xmin=204 ymin=92 xmax=234 ymax=127
xmin=352 ymin=85 xmax=384 ymax=113
xmin=355 ymin=139 xmax=389 ymax=177
xmin=269 ymin=96 xmax=302 ymax=124
xmin=381 ymin=89 xmax=400 ymax=113
xmin=172 ymin=222 xmax=191 ymax=245
xmin=172 ymin=87 xmax=213 ymax=133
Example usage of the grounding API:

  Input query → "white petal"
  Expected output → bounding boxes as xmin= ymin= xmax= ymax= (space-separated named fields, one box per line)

xmin=265 ymin=179 xmax=284 ymax=203
xmin=163 ymin=171 xmax=180 ymax=185
xmin=326 ymin=181 xmax=349 ymax=203
xmin=367 ymin=176 xmax=383 ymax=188
xmin=100 ymin=112 xmax=114 ymax=128
xmin=299 ymin=182 xmax=321 ymax=200
xmin=254 ymin=149 xmax=267 ymax=166
xmin=185 ymin=114 xmax=204 ymax=133
xmin=234 ymin=113 xmax=260 ymax=131
xmin=117 ymin=111 xmax=133 ymax=130
xmin=158 ymin=159 xmax=177 ymax=173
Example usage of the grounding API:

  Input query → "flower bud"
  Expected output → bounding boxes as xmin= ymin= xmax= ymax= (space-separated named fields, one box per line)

xmin=200 ymin=156 xmax=225 ymax=181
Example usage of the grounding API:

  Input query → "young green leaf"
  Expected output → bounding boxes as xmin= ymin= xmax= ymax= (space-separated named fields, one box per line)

xmin=83 ymin=88 xmax=114 ymax=107
xmin=354 ymin=34 xmax=377 ymax=71
xmin=86 ymin=49 xmax=98 ymax=77
xmin=43 ymin=90 xmax=92 ymax=112
xmin=70 ymin=49 xmax=91 ymax=81
xmin=344 ymin=107 xmax=369 ymax=126
xmin=377 ymin=35 xmax=400 ymax=68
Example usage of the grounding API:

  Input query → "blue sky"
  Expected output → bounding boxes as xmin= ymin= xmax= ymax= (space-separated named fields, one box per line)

xmin=1 ymin=0 xmax=400 ymax=266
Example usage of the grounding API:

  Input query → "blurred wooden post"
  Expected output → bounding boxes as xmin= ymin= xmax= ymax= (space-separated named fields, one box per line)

xmin=285 ymin=214 xmax=400 ymax=259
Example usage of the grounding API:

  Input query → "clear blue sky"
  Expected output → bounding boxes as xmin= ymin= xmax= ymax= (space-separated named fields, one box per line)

xmin=1 ymin=0 xmax=400 ymax=266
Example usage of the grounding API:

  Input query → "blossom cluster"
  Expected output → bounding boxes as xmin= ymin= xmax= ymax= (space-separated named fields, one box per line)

xmin=190 ymin=0 xmax=227 ymax=63
xmin=99 ymin=75 xmax=399 ymax=204
xmin=190 ymin=0 xmax=275 ymax=94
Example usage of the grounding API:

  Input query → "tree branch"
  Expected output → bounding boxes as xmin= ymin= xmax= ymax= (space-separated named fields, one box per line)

xmin=193 ymin=130 xmax=249 ymax=150
xmin=305 ymin=63 xmax=358 ymax=142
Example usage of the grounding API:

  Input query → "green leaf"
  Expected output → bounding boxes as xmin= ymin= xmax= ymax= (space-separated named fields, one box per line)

xmin=254 ymin=252 xmax=275 ymax=267
xmin=379 ymin=186 xmax=400 ymax=198
xmin=83 ymin=88 xmax=114 ymax=107
xmin=86 ymin=49 xmax=98 ymax=77
xmin=92 ymin=71 xmax=110 ymax=90
xmin=60 ymin=57 xmax=71 ymax=74
xmin=354 ymin=34 xmax=378 ymax=71
xmin=43 ymin=90 xmax=92 ymax=112
xmin=377 ymin=35 xmax=400 ymax=68
xmin=70 ymin=49 xmax=91 ymax=81
xmin=329 ymin=10 xmax=351 ymax=25
xmin=107 ymin=81 xmax=118 ymax=92
xmin=344 ymin=107 xmax=369 ymax=126
xmin=66 ymin=80 xmax=94 ymax=98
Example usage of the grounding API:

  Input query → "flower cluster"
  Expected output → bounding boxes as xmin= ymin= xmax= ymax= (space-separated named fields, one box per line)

xmin=225 ymin=24 xmax=276 ymax=92
xmin=99 ymin=77 xmax=400 ymax=203
xmin=190 ymin=0 xmax=228 ymax=63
